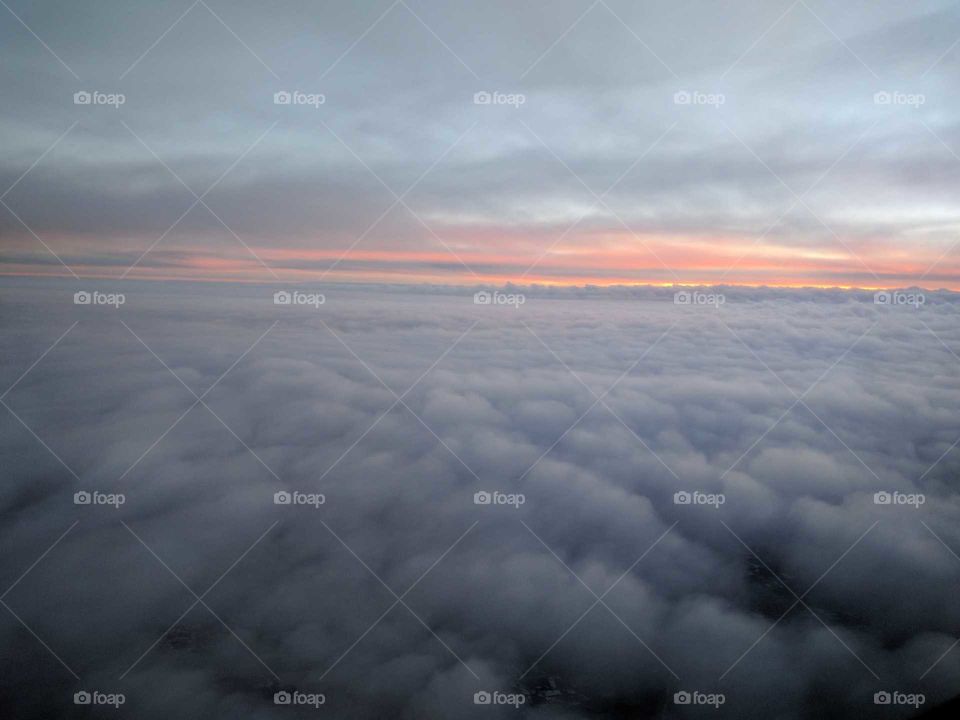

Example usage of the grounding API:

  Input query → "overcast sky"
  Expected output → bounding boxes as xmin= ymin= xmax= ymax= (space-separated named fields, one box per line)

xmin=5 ymin=5 xmax=960 ymax=716
xmin=2 ymin=0 xmax=960 ymax=288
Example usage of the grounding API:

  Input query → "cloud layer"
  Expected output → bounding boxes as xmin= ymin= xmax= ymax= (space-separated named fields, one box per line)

xmin=2 ymin=1 xmax=960 ymax=286
xmin=2 ymin=280 xmax=959 ymax=717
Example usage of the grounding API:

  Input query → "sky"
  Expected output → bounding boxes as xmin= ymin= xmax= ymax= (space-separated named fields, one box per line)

xmin=2 ymin=0 xmax=960 ymax=288
xmin=3 ymin=3 xmax=960 ymax=718
xmin=2 ymin=281 xmax=960 ymax=718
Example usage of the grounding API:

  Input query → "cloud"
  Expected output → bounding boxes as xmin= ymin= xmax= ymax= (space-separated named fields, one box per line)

xmin=2 ymin=280 xmax=960 ymax=717
xmin=2 ymin=2 xmax=960 ymax=285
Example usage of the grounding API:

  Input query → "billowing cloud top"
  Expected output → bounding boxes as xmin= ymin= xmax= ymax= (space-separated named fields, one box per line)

xmin=2 ymin=279 xmax=960 ymax=717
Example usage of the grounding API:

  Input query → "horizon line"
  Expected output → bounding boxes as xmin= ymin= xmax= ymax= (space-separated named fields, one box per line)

xmin=1 ymin=271 xmax=957 ymax=295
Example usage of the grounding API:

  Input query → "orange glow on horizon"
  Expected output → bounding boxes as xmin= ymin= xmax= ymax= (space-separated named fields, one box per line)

xmin=2 ymin=236 xmax=958 ymax=290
